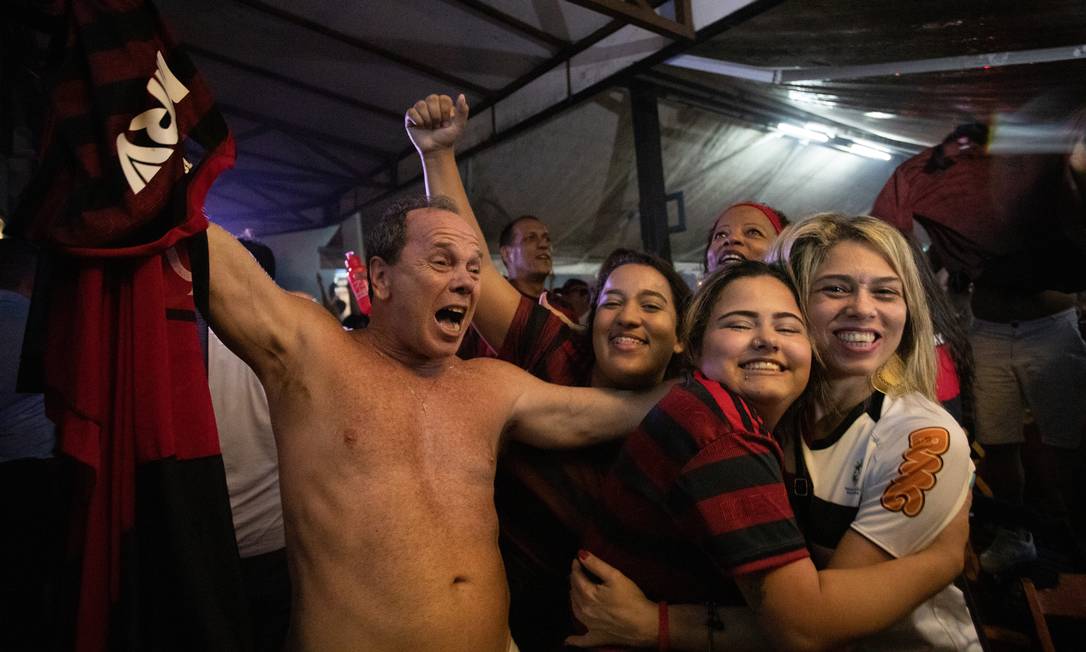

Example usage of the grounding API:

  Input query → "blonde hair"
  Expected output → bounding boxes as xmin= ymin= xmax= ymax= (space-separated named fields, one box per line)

xmin=766 ymin=213 xmax=937 ymax=403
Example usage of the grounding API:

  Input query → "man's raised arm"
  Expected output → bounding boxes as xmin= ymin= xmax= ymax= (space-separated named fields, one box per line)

xmin=405 ymin=94 xmax=522 ymax=350
xmin=206 ymin=223 xmax=321 ymax=377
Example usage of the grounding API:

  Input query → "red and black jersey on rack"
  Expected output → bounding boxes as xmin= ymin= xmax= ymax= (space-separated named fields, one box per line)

xmin=10 ymin=1 xmax=248 ymax=651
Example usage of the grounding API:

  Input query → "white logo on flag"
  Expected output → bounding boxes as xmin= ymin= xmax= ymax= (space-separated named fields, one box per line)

xmin=116 ymin=51 xmax=190 ymax=195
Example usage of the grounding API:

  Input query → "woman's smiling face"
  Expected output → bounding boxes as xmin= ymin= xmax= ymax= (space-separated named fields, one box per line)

xmin=590 ymin=263 xmax=683 ymax=389
xmin=805 ymin=240 xmax=907 ymax=384
xmin=697 ymin=275 xmax=811 ymax=428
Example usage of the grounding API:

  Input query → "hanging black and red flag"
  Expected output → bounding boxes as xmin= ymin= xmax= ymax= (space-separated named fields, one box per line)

xmin=10 ymin=1 xmax=249 ymax=650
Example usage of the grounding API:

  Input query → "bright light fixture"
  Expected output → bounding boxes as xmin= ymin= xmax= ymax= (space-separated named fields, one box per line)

xmin=851 ymin=138 xmax=891 ymax=153
xmin=864 ymin=111 xmax=896 ymax=119
xmin=804 ymin=122 xmax=837 ymax=138
xmin=845 ymin=143 xmax=892 ymax=161
xmin=775 ymin=122 xmax=830 ymax=143
xmin=787 ymin=90 xmax=838 ymax=107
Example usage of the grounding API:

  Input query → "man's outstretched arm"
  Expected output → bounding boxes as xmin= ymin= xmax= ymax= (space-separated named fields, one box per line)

xmin=494 ymin=360 xmax=672 ymax=448
xmin=206 ymin=223 xmax=323 ymax=378
xmin=406 ymin=93 xmax=523 ymax=350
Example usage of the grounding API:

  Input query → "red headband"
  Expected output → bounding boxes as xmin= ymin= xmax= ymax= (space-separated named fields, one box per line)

xmin=725 ymin=202 xmax=784 ymax=234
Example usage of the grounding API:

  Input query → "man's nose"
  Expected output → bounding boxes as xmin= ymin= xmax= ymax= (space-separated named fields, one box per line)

xmin=450 ymin=266 xmax=477 ymax=294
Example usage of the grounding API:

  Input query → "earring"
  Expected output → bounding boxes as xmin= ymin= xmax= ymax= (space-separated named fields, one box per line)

xmin=872 ymin=354 xmax=905 ymax=394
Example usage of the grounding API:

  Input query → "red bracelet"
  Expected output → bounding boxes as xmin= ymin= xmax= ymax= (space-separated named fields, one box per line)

xmin=658 ymin=601 xmax=670 ymax=652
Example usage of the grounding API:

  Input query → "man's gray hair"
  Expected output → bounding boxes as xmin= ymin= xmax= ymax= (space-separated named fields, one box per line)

xmin=364 ymin=195 xmax=459 ymax=267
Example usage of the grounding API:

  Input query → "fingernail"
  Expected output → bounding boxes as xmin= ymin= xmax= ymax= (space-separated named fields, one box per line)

xmin=578 ymin=549 xmax=589 ymax=560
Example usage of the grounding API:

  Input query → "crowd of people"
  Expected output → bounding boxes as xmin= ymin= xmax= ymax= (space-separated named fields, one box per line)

xmin=6 ymin=84 xmax=1084 ymax=651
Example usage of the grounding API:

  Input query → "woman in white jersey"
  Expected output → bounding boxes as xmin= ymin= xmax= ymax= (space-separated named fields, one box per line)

xmin=571 ymin=215 xmax=978 ymax=650
xmin=766 ymin=214 xmax=978 ymax=650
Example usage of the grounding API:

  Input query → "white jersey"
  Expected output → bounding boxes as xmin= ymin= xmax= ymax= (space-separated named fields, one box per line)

xmin=788 ymin=391 xmax=980 ymax=651
xmin=208 ymin=331 xmax=284 ymax=558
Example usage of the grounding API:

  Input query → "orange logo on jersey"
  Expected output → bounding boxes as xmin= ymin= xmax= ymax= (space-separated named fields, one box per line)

xmin=880 ymin=427 xmax=950 ymax=517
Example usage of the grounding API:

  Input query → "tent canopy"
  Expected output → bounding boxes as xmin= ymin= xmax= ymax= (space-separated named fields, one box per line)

xmin=151 ymin=0 xmax=1086 ymax=266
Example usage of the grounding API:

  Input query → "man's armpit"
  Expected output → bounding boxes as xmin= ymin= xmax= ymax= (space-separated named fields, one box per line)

xmin=734 ymin=571 xmax=768 ymax=613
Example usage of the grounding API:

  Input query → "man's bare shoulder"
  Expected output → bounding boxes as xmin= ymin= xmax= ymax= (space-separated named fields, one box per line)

xmin=457 ymin=355 xmax=525 ymax=380
xmin=447 ymin=356 xmax=535 ymax=403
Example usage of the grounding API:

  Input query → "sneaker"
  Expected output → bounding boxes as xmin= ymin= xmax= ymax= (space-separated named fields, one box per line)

xmin=979 ymin=528 xmax=1037 ymax=575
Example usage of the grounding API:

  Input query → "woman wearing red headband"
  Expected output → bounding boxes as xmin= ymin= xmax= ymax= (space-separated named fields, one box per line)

xmin=703 ymin=203 xmax=788 ymax=273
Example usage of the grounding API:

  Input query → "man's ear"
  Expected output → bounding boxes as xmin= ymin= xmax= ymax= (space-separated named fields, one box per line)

xmin=498 ymin=245 xmax=512 ymax=271
xmin=369 ymin=256 xmax=392 ymax=301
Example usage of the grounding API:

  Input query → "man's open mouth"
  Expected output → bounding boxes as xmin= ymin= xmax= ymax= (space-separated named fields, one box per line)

xmin=435 ymin=306 xmax=467 ymax=333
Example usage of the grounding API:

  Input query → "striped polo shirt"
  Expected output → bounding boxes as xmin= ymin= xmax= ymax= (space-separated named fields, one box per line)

xmin=585 ymin=371 xmax=809 ymax=606
xmin=493 ymin=295 xmax=613 ymax=650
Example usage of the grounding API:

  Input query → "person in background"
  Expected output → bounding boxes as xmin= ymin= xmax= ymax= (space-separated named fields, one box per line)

xmin=703 ymin=202 xmax=788 ymax=274
xmin=904 ymin=237 xmax=974 ymax=428
xmin=459 ymin=214 xmax=575 ymax=357
xmin=0 ymin=238 xmax=67 ymax=651
xmin=500 ymin=215 xmax=553 ymax=300
xmin=555 ymin=278 xmax=592 ymax=326
xmin=872 ymin=117 xmax=1086 ymax=574
xmin=209 ymin=238 xmax=290 ymax=652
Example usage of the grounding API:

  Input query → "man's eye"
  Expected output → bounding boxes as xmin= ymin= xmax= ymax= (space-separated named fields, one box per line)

xmin=713 ymin=232 xmax=727 ymax=241
xmin=600 ymin=301 xmax=621 ymax=309
xmin=746 ymin=229 xmax=765 ymax=238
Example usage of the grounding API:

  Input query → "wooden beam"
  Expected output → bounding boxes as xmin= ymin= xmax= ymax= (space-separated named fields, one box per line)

xmin=566 ymin=0 xmax=695 ymax=40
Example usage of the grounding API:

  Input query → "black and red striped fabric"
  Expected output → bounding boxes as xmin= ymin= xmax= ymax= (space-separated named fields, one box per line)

xmin=584 ymin=371 xmax=809 ymax=606
xmin=10 ymin=2 xmax=244 ymax=651
xmin=492 ymin=296 xmax=606 ymax=650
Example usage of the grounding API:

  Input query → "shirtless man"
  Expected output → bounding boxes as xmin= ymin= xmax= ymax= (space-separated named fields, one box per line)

xmin=205 ymin=196 xmax=668 ymax=651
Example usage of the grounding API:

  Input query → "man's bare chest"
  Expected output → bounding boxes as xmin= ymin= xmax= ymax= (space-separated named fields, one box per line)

xmin=279 ymin=358 xmax=510 ymax=483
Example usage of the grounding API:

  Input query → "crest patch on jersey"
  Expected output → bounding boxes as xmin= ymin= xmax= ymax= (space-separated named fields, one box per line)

xmin=880 ymin=427 xmax=950 ymax=517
